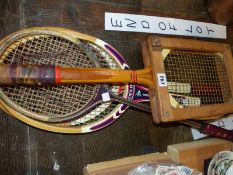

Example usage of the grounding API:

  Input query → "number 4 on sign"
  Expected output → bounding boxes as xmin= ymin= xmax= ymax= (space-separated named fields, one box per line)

xmin=157 ymin=73 xmax=167 ymax=87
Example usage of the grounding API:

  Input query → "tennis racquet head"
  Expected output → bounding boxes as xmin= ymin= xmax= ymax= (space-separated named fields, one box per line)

xmin=0 ymin=27 xmax=148 ymax=133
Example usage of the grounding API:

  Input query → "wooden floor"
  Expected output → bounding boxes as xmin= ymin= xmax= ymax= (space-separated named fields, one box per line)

xmin=0 ymin=0 xmax=231 ymax=174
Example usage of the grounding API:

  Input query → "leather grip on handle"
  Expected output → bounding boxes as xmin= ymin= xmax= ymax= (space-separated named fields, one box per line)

xmin=201 ymin=123 xmax=233 ymax=141
xmin=0 ymin=64 xmax=56 ymax=85
xmin=0 ymin=64 xmax=154 ymax=88
xmin=0 ymin=64 xmax=134 ymax=86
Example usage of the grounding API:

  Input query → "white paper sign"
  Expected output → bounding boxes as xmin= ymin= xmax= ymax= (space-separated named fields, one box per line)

xmin=191 ymin=115 xmax=233 ymax=140
xmin=105 ymin=12 xmax=226 ymax=39
xmin=157 ymin=73 xmax=167 ymax=87
xmin=101 ymin=92 xmax=111 ymax=102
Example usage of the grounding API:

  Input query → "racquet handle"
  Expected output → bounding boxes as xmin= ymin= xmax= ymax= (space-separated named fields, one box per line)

xmin=201 ymin=123 xmax=233 ymax=141
xmin=0 ymin=64 xmax=154 ymax=88
xmin=180 ymin=120 xmax=233 ymax=141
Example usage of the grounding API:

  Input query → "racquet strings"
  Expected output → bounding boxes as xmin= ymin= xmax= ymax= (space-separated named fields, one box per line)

xmin=0 ymin=33 xmax=125 ymax=126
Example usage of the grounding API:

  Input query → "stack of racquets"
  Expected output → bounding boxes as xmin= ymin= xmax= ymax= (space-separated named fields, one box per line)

xmin=0 ymin=27 xmax=232 ymax=141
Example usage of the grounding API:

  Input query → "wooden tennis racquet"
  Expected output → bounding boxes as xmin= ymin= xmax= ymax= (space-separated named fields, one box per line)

xmin=0 ymin=27 xmax=150 ymax=133
xmin=1 ymin=27 xmax=233 ymax=139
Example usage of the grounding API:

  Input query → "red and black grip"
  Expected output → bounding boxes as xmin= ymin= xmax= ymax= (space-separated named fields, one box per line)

xmin=201 ymin=123 xmax=233 ymax=141
xmin=0 ymin=64 xmax=60 ymax=85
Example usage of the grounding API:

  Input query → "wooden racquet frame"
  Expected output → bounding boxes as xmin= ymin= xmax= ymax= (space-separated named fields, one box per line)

xmin=0 ymin=27 xmax=148 ymax=133
xmin=142 ymin=35 xmax=233 ymax=123
xmin=1 ymin=27 xmax=233 ymax=133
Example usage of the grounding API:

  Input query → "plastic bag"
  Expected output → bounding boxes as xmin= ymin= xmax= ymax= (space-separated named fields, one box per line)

xmin=128 ymin=162 xmax=202 ymax=175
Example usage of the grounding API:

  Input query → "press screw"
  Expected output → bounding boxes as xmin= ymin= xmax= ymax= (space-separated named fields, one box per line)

xmin=152 ymin=38 xmax=160 ymax=47
xmin=164 ymin=111 xmax=170 ymax=117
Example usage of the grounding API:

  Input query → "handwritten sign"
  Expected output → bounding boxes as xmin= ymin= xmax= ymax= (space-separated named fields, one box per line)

xmin=157 ymin=73 xmax=167 ymax=87
xmin=105 ymin=12 xmax=226 ymax=39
